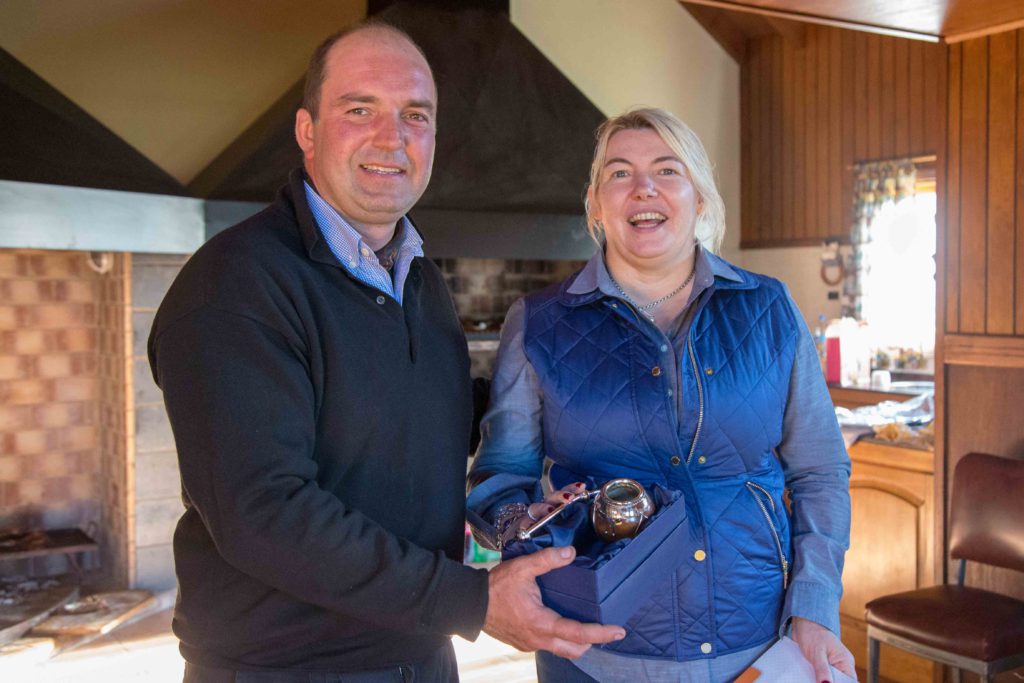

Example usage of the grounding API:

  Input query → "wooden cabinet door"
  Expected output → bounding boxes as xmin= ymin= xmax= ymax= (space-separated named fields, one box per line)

xmin=841 ymin=443 xmax=937 ymax=682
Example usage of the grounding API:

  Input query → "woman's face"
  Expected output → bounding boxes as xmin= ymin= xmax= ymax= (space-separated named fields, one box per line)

xmin=590 ymin=128 xmax=700 ymax=272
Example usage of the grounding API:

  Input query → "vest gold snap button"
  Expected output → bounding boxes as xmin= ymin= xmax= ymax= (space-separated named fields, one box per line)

xmin=697 ymin=455 xmax=706 ymax=465
xmin=651 ymin=366 xmax=661 ymax=376
xmin=694 ymin=549 xmax=706 ymax=561
xmin=700 ymin=642 xmax=712 ymax=654
xmin=705 ymin=368 xmax=714 ymax=376
xmin=670 ymin=455 xmax=681 ymax=466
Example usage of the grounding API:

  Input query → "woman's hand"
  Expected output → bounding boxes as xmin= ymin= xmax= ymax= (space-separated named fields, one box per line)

xmin=518 ymin=482 xmax=588 ymax=532
xmin=791 ymin=616 xmax=856 ymax=682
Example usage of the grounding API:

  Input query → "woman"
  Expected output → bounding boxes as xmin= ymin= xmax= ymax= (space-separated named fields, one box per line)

xmin=468 ymin=108 xmax=855 ymax=682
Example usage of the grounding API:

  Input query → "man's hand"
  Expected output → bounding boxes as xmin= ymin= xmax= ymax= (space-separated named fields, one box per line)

xmin=483 ymin=546 xmax=626 ymax=659
xmin=792 ymin=616 xmax=856 ymax=682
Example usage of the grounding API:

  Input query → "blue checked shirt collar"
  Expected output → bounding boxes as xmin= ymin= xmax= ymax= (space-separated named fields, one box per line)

xmin=303 ymin=180 xmax=424 ymax=304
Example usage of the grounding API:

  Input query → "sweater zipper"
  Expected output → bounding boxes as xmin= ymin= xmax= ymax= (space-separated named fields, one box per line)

xmin=684 ymin=337 xmax=704 ymax=465
xmin=745 ymin=482 xmax=789 ymax=588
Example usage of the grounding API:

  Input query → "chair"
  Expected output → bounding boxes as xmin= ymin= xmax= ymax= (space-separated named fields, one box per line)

xmin=865 ymin=452 xmax=1024 ymax=683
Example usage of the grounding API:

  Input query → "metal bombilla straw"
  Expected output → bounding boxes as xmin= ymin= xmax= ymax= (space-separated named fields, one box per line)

xmin=516 ymin=489 xmax=599 ymax=541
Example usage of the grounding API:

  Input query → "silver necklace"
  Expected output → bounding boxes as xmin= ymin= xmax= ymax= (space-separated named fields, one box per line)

xmin=609 ymin=262 xmax=697 ymax=321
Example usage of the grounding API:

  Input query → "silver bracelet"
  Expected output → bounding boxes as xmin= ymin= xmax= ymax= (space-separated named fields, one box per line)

xmin=493 ymin=502 xmax=530 ymax=550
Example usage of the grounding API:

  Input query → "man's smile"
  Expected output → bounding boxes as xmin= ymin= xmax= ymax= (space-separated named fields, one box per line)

xmin=360 ymin=163 xmax=405 ymax=176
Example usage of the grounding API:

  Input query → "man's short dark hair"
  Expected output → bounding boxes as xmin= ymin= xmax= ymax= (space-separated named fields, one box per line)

xmin=302 ymin=20 xmax=429 ymax=121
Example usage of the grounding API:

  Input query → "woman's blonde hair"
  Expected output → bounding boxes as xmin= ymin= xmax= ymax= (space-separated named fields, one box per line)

xmin=584 ymin=107 xmax=725 ymax=253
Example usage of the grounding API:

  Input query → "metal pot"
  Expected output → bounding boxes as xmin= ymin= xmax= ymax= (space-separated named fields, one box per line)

xmin=590 ymin=478 xmax=656 ymax=542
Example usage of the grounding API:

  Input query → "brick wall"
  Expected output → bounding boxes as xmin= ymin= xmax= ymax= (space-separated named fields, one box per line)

xmin=435 ymin=258 xmax=586 ymax=378
xmin=130 ymin=253 xmax=188 ymax=590
xmin=0 ymin=249 xmax=101 ymax=576
xmin=97 ymin=253 xmax=132 ymax=588
xmin=435 ymin=258 xmax=585 ymax=323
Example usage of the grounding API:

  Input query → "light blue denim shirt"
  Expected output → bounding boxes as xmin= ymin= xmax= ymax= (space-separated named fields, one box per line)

xmin=303 ymin=181 xmax=423 ymax=304
xmin=471 ymin=246 xmax=851 ymax=681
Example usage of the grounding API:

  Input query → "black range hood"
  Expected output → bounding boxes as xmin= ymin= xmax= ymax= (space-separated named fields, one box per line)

xmin=0 ymin=1 xmax=603 ymax=259
xmin=195 ymin=0 xmax=605 ymax=259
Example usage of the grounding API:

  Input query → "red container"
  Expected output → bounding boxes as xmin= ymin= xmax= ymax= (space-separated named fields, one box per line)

xmin=825 ymin=336 xmax=841 ymax=384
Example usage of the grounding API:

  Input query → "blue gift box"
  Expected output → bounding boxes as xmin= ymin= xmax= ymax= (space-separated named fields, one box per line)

xmin=510 ymin=487 xmax=690 ymax=626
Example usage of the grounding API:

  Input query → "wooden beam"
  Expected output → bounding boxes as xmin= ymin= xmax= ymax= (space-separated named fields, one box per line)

xmin=944 ymin=17 xmax=1024 ymax=44
xmin=0 ymin=180 xmax=204 ymax=254
xmin=682 ymin=0 xmax=941 ymax=43
xmin=764 ymin=16 xmax=806 ymax=48
xmin=679 ymin=2 xmax=748 ymax=62
xmin=943 ymin=334 xmax=1024 ymax=369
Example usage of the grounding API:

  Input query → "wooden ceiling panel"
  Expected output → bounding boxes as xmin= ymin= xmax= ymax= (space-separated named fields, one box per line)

xmin=681 ymin=0 xmax=1024 ymax=43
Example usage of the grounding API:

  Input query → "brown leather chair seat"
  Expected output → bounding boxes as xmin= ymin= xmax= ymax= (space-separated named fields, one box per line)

xmin=865 ymin=453 xmax=1024 ymax=683
xmin=866 ymin=584 xmax=1024 ymax=661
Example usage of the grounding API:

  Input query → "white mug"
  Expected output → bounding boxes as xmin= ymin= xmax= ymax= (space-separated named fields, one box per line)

xmin=871 ymin=369 xmax=892 ymax=390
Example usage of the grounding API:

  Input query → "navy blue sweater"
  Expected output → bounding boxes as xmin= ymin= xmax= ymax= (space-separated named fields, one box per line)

xmin=149 ymin=170 xmax=488 ymax=672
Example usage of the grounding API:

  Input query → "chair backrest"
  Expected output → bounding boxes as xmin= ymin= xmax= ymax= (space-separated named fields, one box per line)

xmin=948 ymin=452 xmax=1024 ymax=573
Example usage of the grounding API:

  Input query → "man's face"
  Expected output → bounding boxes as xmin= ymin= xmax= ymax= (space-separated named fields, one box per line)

xmin=295 ymin=30 xmax=436 ymax=245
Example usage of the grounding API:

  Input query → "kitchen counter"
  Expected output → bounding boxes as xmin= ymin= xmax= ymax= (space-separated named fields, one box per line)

xmin=827 ymin=382 xmax=931 ymax=409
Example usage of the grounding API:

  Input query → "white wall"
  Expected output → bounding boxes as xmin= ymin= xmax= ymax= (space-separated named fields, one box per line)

xmin=742 ymin=246 xmax=844 ymax=329
xmin=511 ymin=0 xmax=742 ymax=263
xmin=512 ymin=0 xmax=843 ymax=328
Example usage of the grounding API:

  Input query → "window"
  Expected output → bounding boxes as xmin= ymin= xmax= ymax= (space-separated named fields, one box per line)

xmin=859 ymin=188 xmax=936 ymax=358
xmin=840 ymin=159 xmax=937 ymax=382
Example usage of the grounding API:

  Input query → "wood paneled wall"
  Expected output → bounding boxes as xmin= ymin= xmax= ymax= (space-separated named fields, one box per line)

xmin=939 ymin=30 xmax=1024 ymax=610
xmin=944 ymin=30 xmax=1024 ymax=340
xmin=740 ymin=25 xmax=944 ymax=248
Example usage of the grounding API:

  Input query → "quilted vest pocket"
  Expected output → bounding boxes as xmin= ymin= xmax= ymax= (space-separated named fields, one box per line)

xmin=745 ymin=481 xmax=789 ymax=589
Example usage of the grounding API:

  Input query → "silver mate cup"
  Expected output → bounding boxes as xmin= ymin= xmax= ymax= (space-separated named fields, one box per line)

xmin=590 ymin=478 xmax=656 ymax=542
xmin=516 ymin=478 xmax=656 ymax=543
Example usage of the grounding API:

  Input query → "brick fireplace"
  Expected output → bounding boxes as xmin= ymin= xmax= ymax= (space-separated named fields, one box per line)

xmin=1 ymin=250 xmax=103 ymax=580
xmin=0 ymin=248 xmax=186 ymax=591
xmin=1 ymin=247 xmax=585 ymax=592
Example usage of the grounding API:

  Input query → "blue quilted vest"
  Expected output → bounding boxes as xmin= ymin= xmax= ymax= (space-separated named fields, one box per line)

xmin=522 ymin=254 xmax=800 ymax=661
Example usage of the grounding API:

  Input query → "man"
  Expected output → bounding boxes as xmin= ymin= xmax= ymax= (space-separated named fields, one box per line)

xmin=149 ymin=21 xmax=624 ymax=683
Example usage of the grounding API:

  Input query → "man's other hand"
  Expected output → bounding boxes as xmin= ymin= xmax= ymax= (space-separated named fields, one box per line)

xmin=482 ymin=546 xmax=626 ymax=659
